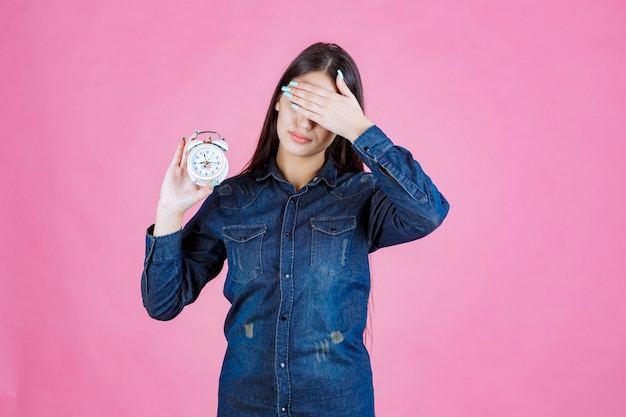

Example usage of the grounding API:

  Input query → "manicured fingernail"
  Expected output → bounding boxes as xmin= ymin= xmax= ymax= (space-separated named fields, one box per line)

xmin=211 ymin=179 xmax=219 ymax=187
xmin=195 ymin=129 xmax=200 ymax=134
xmin=337 ymin=69 xmax=344 ymax=80
xmin=281 ymin=86 xmax=291 ymax=92
xmin=283 ymin=91 xmax=293 ymax=99
xmin=289 ymin=80 xmax=298 ymax=86
xmin=290 ymin=103 xmax=299 ymax=110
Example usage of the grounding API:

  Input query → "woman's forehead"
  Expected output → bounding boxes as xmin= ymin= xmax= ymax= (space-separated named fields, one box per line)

xmin=293 ymin=71 xmax=335 ymax=89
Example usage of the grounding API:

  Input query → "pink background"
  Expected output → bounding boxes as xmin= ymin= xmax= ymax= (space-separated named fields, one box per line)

xmin=1 ymin=0 xmax=625 ymax=416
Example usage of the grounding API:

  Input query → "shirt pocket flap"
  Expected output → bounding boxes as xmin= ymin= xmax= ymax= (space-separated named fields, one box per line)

xmin=222 ymin=224 xmax=267 ymax=243
xmin=310 ymin=216 xmax=356 ymax=236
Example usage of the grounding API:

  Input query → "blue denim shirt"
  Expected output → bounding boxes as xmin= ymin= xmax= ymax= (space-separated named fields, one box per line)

xmin=142 ymin=126 xmax=449 ymax=417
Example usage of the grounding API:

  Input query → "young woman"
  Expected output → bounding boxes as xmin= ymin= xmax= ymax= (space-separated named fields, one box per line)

xmin=142 ymin=42 xmax=450 ymax=417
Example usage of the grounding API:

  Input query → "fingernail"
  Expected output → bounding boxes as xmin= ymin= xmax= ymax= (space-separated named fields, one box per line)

xmin=290 ymin=103 xmax=299 ymax=110
xmin=337 ymin=69 xmax=344 ymax=80
xmin=281 ymin=86 xmax=291 ymax=92
xmin=211 ymin=179 xmax=219 ymax=187
xmin=289 ymin=80 xmax=298 ymax=86
xmin=283 ymin=91 xmax=293 ymax=99
xmin=195 ymin=129 xmax=200 ymax=134
xmin=182 ymin=136 xmax=186 ymax=141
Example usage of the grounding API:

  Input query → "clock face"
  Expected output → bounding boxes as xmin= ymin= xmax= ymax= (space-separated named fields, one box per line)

xmin=190 ymin=146 xmax=224 ymax=178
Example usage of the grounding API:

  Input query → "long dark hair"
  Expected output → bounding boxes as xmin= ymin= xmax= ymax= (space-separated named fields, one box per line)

xmin=242 ymin=42 xmax=365 ymax=174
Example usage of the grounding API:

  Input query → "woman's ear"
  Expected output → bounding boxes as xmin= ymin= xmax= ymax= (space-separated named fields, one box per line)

xmin=275 ymin=101 xmax=280 ymax=111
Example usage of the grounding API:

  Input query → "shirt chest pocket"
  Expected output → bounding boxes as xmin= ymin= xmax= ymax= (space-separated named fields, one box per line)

xmin=310 ymin=216 xmax=356 ymax=276
xmin=222 ymin=224 xmax=267 ymax=284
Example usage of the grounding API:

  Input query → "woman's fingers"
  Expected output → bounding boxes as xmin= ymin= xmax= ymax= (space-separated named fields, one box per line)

xmin=284 ymin=77 xmax=361 ymax=120
xmin=284 ymin=82 xmax=330 ymax=108
xmin=283 ymin=76 xmax=370 ymax=140
xmin=284 ymin=85 xmax=335 ymax=124
xmin=178 ymin=130 xmax=201 ymax=169
xmin=278 ymin=69 xmax=373 ymax=141
xmin=169 ymin=130 xmax=201 ymax=174
xmin=168 ymin=137 xmax=187 ymax=169
xmin=335 ymin=70 xmax=356 ymax=99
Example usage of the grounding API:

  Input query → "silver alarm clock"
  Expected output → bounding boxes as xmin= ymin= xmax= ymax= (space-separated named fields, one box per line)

xmin=186 ymin=130 xmax=229 ymax=187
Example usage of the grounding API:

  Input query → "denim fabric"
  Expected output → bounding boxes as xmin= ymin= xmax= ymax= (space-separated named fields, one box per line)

xmin=142 ymin=125 xmax=449 ymax=417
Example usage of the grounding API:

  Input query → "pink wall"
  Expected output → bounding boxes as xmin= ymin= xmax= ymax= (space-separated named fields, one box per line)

xmin=1 ymin=1 xmax=625 ymax=416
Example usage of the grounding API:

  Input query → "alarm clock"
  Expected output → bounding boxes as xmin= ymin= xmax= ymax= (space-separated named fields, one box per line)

xmin=186 ymin=130 xmax=229 ymax=187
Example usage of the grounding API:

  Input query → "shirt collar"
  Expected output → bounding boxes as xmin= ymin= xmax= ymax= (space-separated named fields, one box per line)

xmin=256 ymin=157 xmax=338 ymax=189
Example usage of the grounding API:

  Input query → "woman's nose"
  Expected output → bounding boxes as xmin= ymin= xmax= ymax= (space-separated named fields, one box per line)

xmin=297 ymin=114 xmax=313 ymax=130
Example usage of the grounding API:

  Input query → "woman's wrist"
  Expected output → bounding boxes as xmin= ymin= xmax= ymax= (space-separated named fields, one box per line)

xmin=153 ymin=205 xmax=185 ymax=236
xmin=344 ymin=119 xmax=374 ymax=143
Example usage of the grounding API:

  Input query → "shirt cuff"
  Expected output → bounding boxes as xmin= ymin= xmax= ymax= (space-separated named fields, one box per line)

xmin=145 ymin=225 xmax=182 ymax=262
xmin=352 ymin=125 xmax=394 ymax=164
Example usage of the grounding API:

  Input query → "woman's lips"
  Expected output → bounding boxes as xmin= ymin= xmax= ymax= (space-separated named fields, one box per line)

xmin=290 ymin=132 xmax=311 ymax=144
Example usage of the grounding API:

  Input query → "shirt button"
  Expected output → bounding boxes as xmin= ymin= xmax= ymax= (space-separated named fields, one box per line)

xmin=281 ymin=407 xmax=286 ymax=412
xmin=281 ymin=315 xmax=287 ymax=321
xmin=363 ymin=146 xmax=370 ymax=152
xmin=280 ymin=362 xmax=285 ymax=368
xmin=284 ymin=273 xmax=290 ymax=279
xmin=285 ymin=232 xmax=291 ymax=237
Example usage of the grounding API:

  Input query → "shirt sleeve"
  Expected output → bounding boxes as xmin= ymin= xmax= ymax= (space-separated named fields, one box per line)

xmin=351 ymin=125 xmax=450 ymax=251
xmin=141 ymin=200 xmax=226 ymax=320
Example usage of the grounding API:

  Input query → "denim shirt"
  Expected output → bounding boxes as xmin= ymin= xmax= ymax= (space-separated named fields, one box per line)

xmin=142 ymin=126 xmax=449 ymax=417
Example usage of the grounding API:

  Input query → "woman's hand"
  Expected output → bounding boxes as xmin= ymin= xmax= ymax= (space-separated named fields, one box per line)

xmin=285 ymin=71 xmax=374 ymax=142
xmin=153 ymin=132 xmax=214 ymax=236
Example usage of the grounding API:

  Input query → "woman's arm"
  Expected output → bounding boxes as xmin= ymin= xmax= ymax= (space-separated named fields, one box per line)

xmin=153 ymin=133 xmax=214 ymax=236
xmin=142 ymin=214 xmax=226 ymax=320
xmin=141 ymin=134 xmax=224 ymax=320
xmin=352 ymin=125 xmax=450 ymax=251
xmin=284 ymin=71 xmax=449 ymax=249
